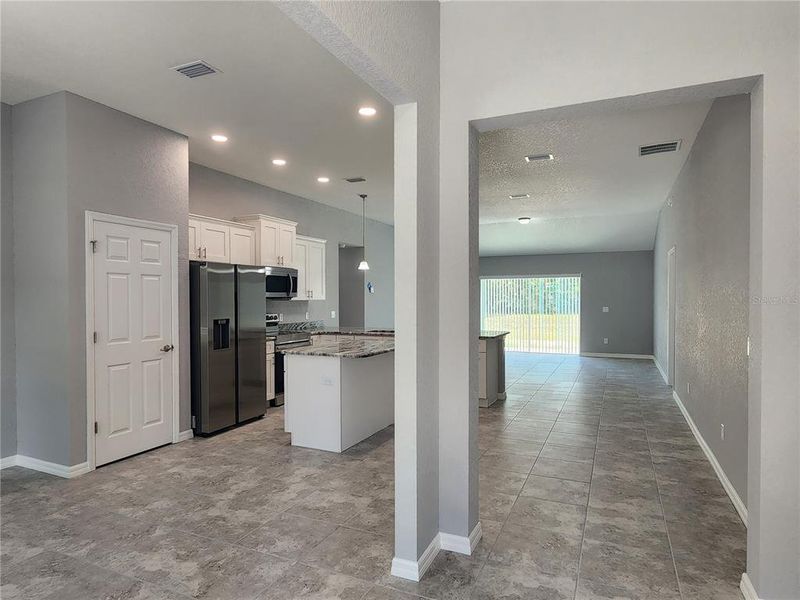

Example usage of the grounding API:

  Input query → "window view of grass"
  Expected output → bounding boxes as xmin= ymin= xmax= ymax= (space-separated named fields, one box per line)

xmin=480 ymin=276 xmax=581 ymax=354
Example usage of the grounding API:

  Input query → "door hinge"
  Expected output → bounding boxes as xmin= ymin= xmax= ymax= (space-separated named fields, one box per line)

xmin=90 ymin=240 xmax=98 ymax=253
xmin=93 ymin=331 xmax=98 ymax=343
xmin=94 ymin=421 xmax=98 ymax=434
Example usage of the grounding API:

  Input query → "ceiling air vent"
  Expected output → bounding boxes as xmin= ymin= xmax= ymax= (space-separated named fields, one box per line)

xmin=524 ymin=153 xmax=554 ymax=163
xmin=509 ymin=193 xmax=530 ymax=200
xmin=345 ymin=177 xmax=366 ymax=183
xmin=172 ymin=60 xmax=219 ymax=79
xmin=639 ymin=140 xmax=681 ymax=156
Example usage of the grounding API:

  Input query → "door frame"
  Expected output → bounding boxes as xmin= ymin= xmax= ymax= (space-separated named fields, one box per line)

xmin=666 ymin=245 xmax=676 ymax=386
xmin=84 ymin=211 xmax=180 ymax=471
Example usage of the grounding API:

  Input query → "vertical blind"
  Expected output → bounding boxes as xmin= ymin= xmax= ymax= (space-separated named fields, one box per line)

xmin=480 ymin=276 xmax=581 ymax=354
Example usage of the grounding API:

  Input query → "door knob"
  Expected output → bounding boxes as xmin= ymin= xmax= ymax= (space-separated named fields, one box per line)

xmin=160 ymin=344 xmax=174 ymax=352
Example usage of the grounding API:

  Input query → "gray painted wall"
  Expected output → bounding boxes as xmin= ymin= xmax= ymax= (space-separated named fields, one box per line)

xmin=339 ymin=247 xmax=365 ymax=328
xmin=654 ymin=94 xmax=750 ymax=504
xmin=1 ymin=102 xmax=16 ymax=459
xmin=13 ymin=92 xmax=189 ymax=465
xmin=188 ymin=163 xmax=394 ymax=328
xmin=480 ymin=251 xmax=654 ymax=356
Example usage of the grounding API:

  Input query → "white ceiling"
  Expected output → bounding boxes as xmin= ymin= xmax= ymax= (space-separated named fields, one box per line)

xmin=1 ymin=1 xmax=394 ymax=223
xmin=479 ymin=100 xmax=713 ymax=256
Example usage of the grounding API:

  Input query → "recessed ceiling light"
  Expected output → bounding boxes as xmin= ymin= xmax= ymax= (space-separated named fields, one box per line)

xmin=211 ymin=134 xmax=228 ymax=143
xmin=518 ymin=217 xmax=532 ymax=224
xmin=358 ymin=106 xmax=377 ymax=117
xmin=317 ymin=176 xmax=330 ymax=183
xmin=509 ymin=193 xmax=530 ymax=199
xmin=272 ymin=158 xmax=287 ymax=166
xmin=524 ymin=153 xmax=554 ymax=162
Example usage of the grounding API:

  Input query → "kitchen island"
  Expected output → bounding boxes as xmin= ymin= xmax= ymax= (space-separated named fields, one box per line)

xmin=480 ymin=330 xmax=509 ymax=407
xmin=283 ymin=337 xmax=394 ymax=452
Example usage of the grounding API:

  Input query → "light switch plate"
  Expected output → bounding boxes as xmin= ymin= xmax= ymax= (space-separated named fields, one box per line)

xmin=602 ymin=306 xmax=609 ymax=313
xmin=330 ymin=310 xmax=336 ymax=319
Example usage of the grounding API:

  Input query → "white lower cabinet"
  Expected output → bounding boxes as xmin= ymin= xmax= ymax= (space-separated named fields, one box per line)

xmin=295 ymin=235 xmax=326 ymax=300
xmin=266 ymin=350 xmax=275 ymax=402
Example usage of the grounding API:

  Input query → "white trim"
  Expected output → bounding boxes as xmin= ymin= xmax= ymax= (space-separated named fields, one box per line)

xmin=580 ymin=352 xmax=655 ymax=360
xmin=440 ymin=522 xmax=483 ymax=555
xmin=3 ymin=455 xmax=91 ymax=478
xmin=233 ymin=213 xmax=297 ymax=227
xmin=672 ymin=390 xmax=748 ymax=527
xmin=178 ymin=429 xmax=194 ymax=442
xmin=295 ymin=233 xmax=327 ymax=245
xmin=653 ymin=357 xmax=669 ymax=385
xmin=189 ymin=212 xmax=254 ymax=229
xmin=390 ymin=533 xmax=440 ymax=582
xmin=85 ymin=211 xmax=181 ymax=472
xmin=739 ymin=573 xmax=759 ymax=600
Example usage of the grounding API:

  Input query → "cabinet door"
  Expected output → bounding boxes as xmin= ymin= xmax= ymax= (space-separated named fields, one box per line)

xmin=229 ymin=225 xmax=254 ymax=265
xmin=294 ymin=239 xmax=308 ymax=299
xmin=260 ymin=220 xmax=281 ymax=266
xmin=188 ymin=219 xmax=201 ymax=259
xmin=266 ymin=353 xmax=275 ymax=401
xmin=278 ymin=224 xmax=296 ymax=266
xmin=307 ymin=240 xmax=326 ymax=300
xmin=201 ymin=221 xmax=230 ymax=263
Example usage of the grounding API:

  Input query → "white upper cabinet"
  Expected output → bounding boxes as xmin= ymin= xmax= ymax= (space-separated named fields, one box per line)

xmin=201 ymin=220 xmax=230 ymax=263
xmin=229 ymin=224 xmax=255 ymax=264
xmin=189 ymin=214 xmax=254 ymax=265
xmin=295 ymin=235 xmax=326 ymax=300
xmin=235 ymin=214 xmax=297 ymax=268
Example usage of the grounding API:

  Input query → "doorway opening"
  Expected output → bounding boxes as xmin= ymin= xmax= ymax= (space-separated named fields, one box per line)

xmin=480 ymin=275 xmax=581 ymax=354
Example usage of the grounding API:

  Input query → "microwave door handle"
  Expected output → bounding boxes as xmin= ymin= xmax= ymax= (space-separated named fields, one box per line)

xmin=288 ymin=274 xmax=294 ymax=297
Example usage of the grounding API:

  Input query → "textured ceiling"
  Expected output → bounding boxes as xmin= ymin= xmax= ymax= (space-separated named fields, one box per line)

xmin=0 ymin=1 xmax=394 ymax=223
xmin=479 ymin=100 xmax=713 ymax=255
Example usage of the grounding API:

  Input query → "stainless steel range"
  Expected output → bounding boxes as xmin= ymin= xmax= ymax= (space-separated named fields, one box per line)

xmin=273 ymin=331 xmax=312 ymax=406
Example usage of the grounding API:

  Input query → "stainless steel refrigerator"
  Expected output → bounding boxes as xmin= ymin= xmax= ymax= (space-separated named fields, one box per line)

xmin=190 ymin=261 xmax=267 ymax=435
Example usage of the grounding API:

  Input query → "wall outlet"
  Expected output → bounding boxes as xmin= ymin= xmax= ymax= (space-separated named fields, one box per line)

xmin=330 ymin=310 xmax=336 ymax=319
xmin=305 ymin=311 xmax=309 ymax=320
xmin=278 ymin=313 xmax=283 ymax=322
xmin=720 ymin=423 xmax=725 ymax=440
xmin=602 ymin=306 xmax=609 ymax=313
xmin=603 ymin=337 xmax=608 ymax=345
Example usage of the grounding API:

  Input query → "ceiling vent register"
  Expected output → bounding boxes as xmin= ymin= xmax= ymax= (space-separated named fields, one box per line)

xmin=172 ymin=60 xmax=219 ymax=78
xmin=639 ymin=140 xmax=681 ymax=156
xmin=345 ymin=177 xmax=367 ymax=183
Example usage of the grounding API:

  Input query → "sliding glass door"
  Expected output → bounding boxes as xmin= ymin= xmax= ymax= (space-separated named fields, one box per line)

xmin=480 ymin=276 xmax=581 ymax=354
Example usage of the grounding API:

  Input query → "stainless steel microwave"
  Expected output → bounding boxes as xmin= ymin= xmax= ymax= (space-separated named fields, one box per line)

xmin=265 ymin=266 xmax=298 ymax=299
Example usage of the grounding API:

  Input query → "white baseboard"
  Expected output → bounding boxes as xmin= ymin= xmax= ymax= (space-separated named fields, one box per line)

xmin=440 ymin=522 xmax=482 ymax=555
xmin=739 ymin=573 xmax=759 ymax=600
xmin=177 ymin=429 xmax=194 ymax=442
xmin=0 ymin=455 xmax=17 ymax=469
xmin=672 ymin=390 xmax=748 ymax=527
xmin=2 ymin=454 xmax=91 ymax=479
xmin=391 ymin=533 xmax=440 ymax=581
xmin=581 ymin=352 xmax=655 ymax=360
xmin=391 ymin=522 xmax=483 ymax=582
xmin=653 ymin=357 xmax=669 ymax=385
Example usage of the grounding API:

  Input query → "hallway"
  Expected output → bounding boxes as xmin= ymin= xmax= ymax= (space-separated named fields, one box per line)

xmin=1 ymin=353 xmax=746 ymax=599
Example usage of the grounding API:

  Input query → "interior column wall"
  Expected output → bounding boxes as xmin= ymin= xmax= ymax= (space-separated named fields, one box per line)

xmin=440 ymin=3 xmax=799 ymax=596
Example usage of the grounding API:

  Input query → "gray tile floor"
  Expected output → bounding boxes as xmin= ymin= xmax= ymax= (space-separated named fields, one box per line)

xmin=1 ymin=353 xmax=746 ymax=599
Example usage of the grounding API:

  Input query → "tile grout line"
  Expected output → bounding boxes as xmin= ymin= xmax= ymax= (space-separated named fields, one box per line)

xmin=642 ymin=383 xmax=685 ymax=600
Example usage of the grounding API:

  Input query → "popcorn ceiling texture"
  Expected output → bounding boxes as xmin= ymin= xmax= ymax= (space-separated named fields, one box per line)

xmin=654 ymin=94 xmax=750 ymax=505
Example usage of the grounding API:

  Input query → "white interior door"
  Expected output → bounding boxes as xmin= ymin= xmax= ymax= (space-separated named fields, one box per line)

xmin=92 ymin=218 xmax=175 ymax=466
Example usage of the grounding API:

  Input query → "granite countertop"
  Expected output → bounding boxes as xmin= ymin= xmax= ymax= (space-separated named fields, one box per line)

xmin=480 ymin=330 xmax=510 ymax=339
xmin=311 ymin=327 xmax=395 ymax=337
xmin=283 ymin=337 xmax=395 ymax=358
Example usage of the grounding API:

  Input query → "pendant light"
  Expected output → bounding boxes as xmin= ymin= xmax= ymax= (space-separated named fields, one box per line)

xmin=358 ymin=194 xmax=370 ymax=271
